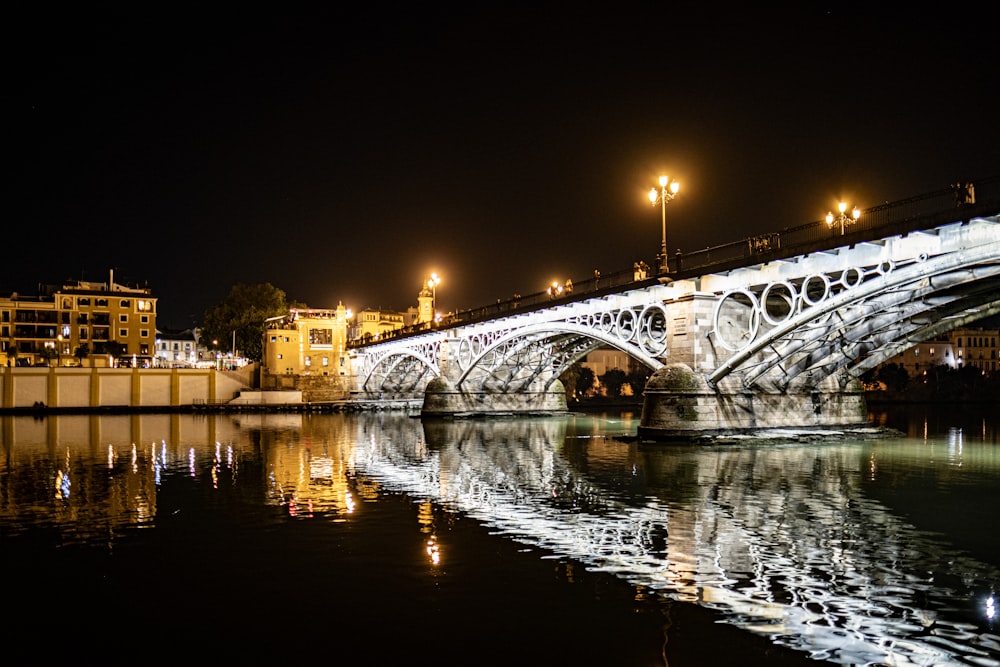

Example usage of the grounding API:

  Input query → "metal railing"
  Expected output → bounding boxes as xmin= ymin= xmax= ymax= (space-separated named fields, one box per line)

xmin=348 ymin=176 xmax=1000 ymax=348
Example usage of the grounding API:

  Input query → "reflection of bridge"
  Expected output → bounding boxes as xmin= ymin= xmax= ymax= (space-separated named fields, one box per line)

xmin=348 ymin=179 xmax=1000 ymax=436
xmin=348 ymin=414 xmax=1000 ymax=667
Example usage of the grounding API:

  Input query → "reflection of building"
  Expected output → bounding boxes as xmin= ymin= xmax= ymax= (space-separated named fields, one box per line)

xmin=0 ymin=270 xmax=157 ymax=367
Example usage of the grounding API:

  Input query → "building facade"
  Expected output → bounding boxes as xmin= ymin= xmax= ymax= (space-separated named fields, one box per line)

xmin=155 ymin=327 xmax=200 ymax=368
xmin=877 ymin=325 xmax=998 ymax=377
xmin=1 ymin=273 xmax=157 ymax=368
xmin=951 ymin=326 xmax=999 ymax=372
xmin=263 ymin=304 xmax=352 ymax=377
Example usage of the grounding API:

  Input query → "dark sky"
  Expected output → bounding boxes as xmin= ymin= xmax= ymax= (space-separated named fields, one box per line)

xmin=6 ymin=6 xmax=999 ymax=328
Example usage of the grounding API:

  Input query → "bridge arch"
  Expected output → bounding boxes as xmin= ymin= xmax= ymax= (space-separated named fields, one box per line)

xmin=360 ymin=343 xmax=440 ymax=394
xmin=454 ymin=321 xmax=665 ymax=393
xmin=707 ymin=230 xmax=1000 ymax=390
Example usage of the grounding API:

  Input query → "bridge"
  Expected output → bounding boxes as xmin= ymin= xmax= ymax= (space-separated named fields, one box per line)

xmin=346 ymin=177 xmax=1000 ymax=438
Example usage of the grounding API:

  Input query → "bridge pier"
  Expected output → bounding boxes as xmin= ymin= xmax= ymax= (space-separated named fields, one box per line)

xmin=421 ymin=376 xmax=568 ymax=416
xmin=638 ymin=363 xmax=869 ymax=441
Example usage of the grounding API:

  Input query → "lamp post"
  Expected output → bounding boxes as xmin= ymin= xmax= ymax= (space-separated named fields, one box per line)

xmin=826 ymin=201 xmax=861 ymax=236
xmin=648 ymin=175 xmax=680 ymax=273
xmin=427 ymin=272 xmax=441 ymax=319
xmin=56 ymin=334 xmax=62 ymax=368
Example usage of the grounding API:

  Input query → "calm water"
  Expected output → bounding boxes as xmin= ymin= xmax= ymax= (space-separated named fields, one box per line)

xmin=2 ymin=406 xmax=999 ymax=666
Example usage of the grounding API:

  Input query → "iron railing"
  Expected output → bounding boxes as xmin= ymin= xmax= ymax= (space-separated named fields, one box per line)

xmin=348 ymin=176 xmax=1000 ymax=347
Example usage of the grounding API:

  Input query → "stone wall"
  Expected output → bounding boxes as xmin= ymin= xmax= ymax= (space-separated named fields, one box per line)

xmin=0 ymin=367 xmax=248 ymax=410
xmin=260 ymin=373 xmax=351 ymax=403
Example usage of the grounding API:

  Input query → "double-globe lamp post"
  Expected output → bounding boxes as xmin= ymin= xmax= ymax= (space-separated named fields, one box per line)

xmin=649 ymin=175 xmax=680 ymax=273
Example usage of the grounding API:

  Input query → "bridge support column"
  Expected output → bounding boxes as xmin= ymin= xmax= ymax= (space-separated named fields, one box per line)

xmin=421 ymin=377 xmax=568 ymax=416
xmin=638 ymin=363 xmax=869 ymax=441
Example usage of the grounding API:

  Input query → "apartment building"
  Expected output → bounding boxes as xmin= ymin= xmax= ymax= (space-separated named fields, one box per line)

xmin=1 ymin=272 xmax=157 ymax=367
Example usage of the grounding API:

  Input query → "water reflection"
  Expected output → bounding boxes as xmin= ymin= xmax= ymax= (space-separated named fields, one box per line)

xmin=356 ymin=415 xmax=1000 ymax=666
xmin=2 ymin=411 xmax=999 ymax=665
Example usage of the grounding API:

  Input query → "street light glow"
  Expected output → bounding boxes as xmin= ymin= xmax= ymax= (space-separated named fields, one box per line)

xmin=649 ymin=175 xmax=680 ymax=273
xmin=826 ymin=200 xmax=862 ymax=235
xmin=427 ymin=272 xmax=442 ymax=319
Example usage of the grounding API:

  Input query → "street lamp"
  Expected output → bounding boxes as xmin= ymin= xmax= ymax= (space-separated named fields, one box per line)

xmin=648 ymin=175 xmax=680 ymax=273
xmin=427 ymin=272 xmax=441 ymax=316
xmin=826 ymin=201 xmax=861 ymax=236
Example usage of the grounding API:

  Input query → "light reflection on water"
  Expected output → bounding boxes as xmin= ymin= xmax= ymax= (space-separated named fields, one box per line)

xmin=1 ymin=409 xmax=999 ymax=665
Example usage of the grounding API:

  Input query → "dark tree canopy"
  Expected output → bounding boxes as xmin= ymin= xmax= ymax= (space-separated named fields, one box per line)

xmin=201 ymin=283 xmax=290 ymax=362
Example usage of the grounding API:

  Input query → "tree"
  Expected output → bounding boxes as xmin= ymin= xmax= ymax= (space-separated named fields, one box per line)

xmin=600 ymin=369 xmax=628 ymax=398
xmin=574 ymin=365 xmax=595 ymax=398
xmin=201 ymin=283 xmax=291 ymax=363
xmin=626 ymin=368 xmax=651 ymax=396
xmin=7 ymin=344 xmax=18 ymax=367
xmin=74 ymin=344 xmax=90 ymax=366
xmin=38 ymin=345 xmax=56 ymax=366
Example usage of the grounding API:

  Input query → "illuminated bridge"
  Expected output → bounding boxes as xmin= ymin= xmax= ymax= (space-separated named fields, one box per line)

xmin=347 ymin=178 xmax=1000 ymax=437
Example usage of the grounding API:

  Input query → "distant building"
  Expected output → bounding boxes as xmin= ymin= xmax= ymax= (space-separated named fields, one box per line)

xmin=349 ymin=286 xmax=434 ymax=343
xmin=952 ymin=326 xmax=999 ymax=372
xmin=884 ymin=337 xmax=956 ymax=377
xmin=0 ymin=270 xmax=157 ymax=367
xmin=875 ymin=325 xmax=998 ymax=377
xmin=155 ymin=327 xmax=199 ymax=368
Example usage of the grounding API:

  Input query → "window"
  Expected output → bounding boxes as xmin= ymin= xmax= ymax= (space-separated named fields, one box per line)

xmin=140 ymin=329 xmax=149 ymax=337
xmin=277 ymin=353 xmax=283 ymax=359
xmin=78 ymin=298 xmax=90 ymax=307
xmin=141 ymin=315 xmax=148 ymax=323
xmin=119 ymin=328 xmax=128 ymax=337
xmin=120 ymin=299 xmax=130 ymax=308
xmin=309 ymin=328 xmax=333 ymax=346
xmin=270 ymin=336 xmax=277 ymax=342
xmin=137 ymin=300 xmax=152 ymax=312
xmin=120 ymin=314 xmax=128 ymax=323
xmin=305 ymin=357 xmax=312 ymax=366
xmin=96 ymin=298 xmax=107 ymax=307
xmin=79 ymin=327 xmax=88 ymax=340
xmin=322 ymin=356 xmax=329 ymax=366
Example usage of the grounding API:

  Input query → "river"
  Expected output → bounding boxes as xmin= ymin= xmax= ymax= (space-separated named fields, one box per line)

xmin=1 ymin=405 xmax=998 ymax=666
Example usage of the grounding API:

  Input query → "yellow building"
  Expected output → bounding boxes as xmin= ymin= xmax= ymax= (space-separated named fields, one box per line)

xmin=349 ymin=286 xmax=433 ymax=343
xmin=1 ymin=272 xmax=157 ymax=367
xmin=263 ymin=303 xmax=351 ymax=376
xmin=952 ymin=326 xmax=999 ymax=372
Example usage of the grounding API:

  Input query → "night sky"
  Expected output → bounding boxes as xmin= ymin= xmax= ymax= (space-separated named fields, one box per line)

xmin=7 ymin=7 xmax=999 ymax=328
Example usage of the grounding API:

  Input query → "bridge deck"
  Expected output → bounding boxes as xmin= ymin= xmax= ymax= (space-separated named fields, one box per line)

xmin=348 ymin=175 xmax=1000 ymax=349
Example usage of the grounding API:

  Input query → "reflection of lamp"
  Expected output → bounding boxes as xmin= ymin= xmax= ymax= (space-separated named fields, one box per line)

xmin=648 ymin=175 xmax=680 ymax=273
xmin=826 ymin=201 xmax=861 ymax=235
